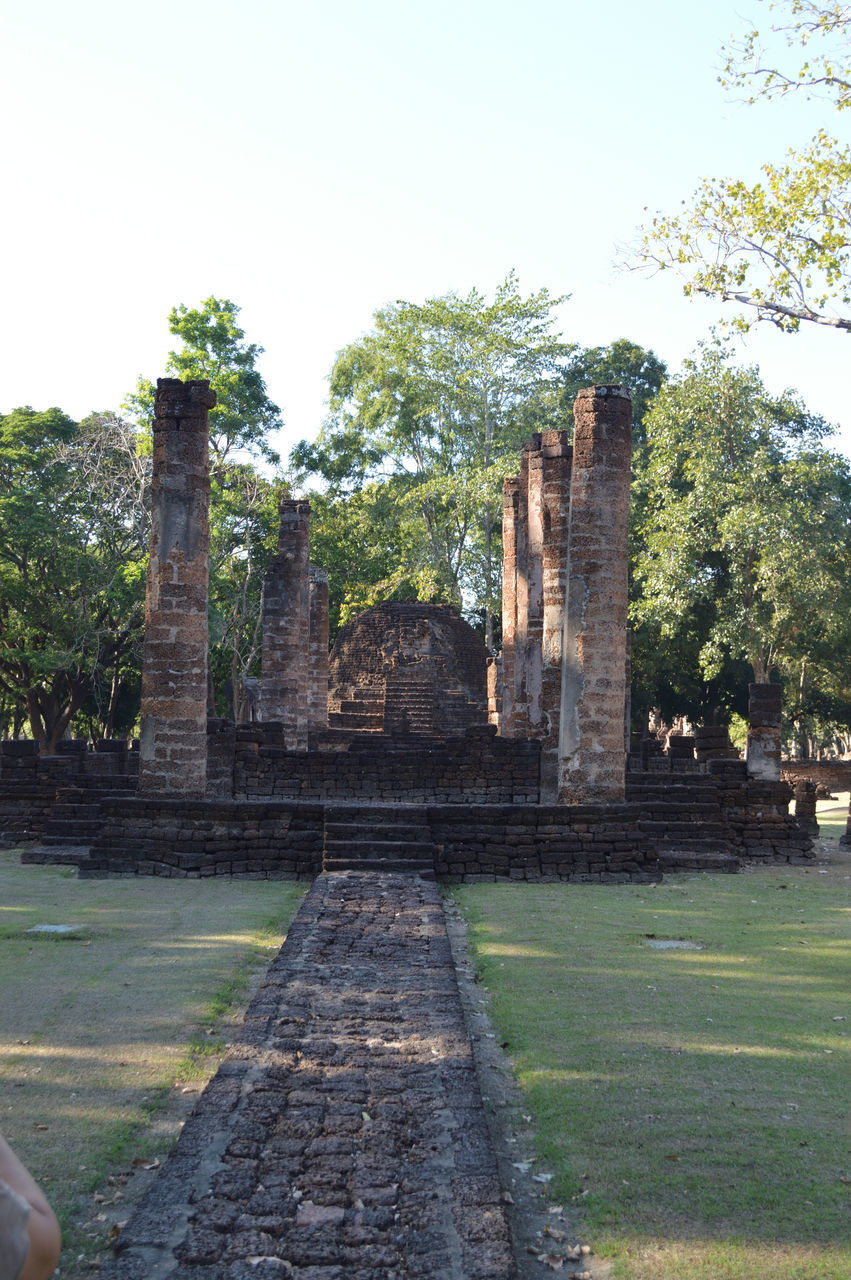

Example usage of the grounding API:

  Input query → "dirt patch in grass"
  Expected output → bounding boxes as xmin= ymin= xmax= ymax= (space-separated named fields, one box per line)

xmin=453 ymin=841 xmax=851 ymax=1280
xmin=0 ymin=851 xmax=306 ymax=1278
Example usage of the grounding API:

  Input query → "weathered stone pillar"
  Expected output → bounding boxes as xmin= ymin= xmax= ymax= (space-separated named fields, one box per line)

xmin=511 ymin=446 xmax=532 ymax=735
xmin=138 ymin=378 xmax=215 ymax=798
xmin=260 ymin=498 xmax=310 ymax=749
xmin=525 ymin=441 xmax=545 ymax=735
xmin=487 ymin=654 xmax=502 ymax=728
xmin=308 ymin=566 xmax=329 ymax=732
xmin=793 ymin=779 xmax=819 ymax=837
xmin=538 ymin=430 xmax=572 ymax=799
xmin=839 ymin=794 xmax=851 ymax=848
xmin=500 ymin=476 xmax=520 ymax=735
xmin=558 ymin=385 xmax=632 ymax=804
xmin=746 ymin=683 xmax=782 ymax=780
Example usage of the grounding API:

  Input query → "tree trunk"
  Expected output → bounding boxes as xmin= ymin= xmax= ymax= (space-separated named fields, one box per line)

xmin=104 ymin=656 xmax=122 ymax=739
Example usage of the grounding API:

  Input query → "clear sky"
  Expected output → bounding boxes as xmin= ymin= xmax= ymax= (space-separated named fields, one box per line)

xmin=2 ymin=0 xmax=849 ymax=462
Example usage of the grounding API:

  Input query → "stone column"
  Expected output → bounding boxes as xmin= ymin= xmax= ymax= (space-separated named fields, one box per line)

xmin=539 ymin=429 xmax=572 ymax=799
xmin=511 ymin=445 xmax=533 ymax=736
xmin=839 ymin=794 xmax=851 ymax=848
xmin=260 ymin=498 xmax=311 ymax=749
xmin=500 ymin=476 xmax=520 ymax=736
xmin=138 ymin=378 xmax=215 ymax=798
xmin=793 ymin=779 xmax=819 ymax=837
xmin=746 ymin=683 xmax=782 ymax=780
xmin=308 ymin=566 xmax=330 ymax=732
xmin=558 ymin=385 xmax=632 ymax=805
xmin=525 ymin=441 xmax=545 ymax=735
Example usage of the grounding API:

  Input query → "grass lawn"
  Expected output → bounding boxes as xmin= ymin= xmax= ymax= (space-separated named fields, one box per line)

xmin=454 ymin=819 xmax=851 ymax=1280
xmin=0 ymin=851 xmax=306 ymax=1278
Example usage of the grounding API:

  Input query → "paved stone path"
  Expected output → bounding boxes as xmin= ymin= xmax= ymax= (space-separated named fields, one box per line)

xmin=102 ymin=872 xmax=517 ymax=1280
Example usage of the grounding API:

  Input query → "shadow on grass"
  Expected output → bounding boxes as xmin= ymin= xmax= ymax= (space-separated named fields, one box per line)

xmin=453 ymin=864 xmax=850 ymax=1278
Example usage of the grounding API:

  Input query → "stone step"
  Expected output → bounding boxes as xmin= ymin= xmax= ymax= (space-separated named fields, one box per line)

xmin=324 ymin=822 xmax=430 ymax=842
xmin=327 ymin=712 xmax=383 ymax=730
xmin=323 ymin=806 xmax=430 ymax=828
xmin=338 ymin=698 xmax=385 ymax=714
xmin=641 ymin=820 xmax=729 ymax=839
xmin=20 ymin=845 xmax=93 ymax=867
xmin=657 ymin=849 xmax=741 ymax=873
xmin=322 ymin=856 xmax=435 ymax=878
xmin=48 ymin=803 xmax=102 ymax=818
xmin=324 ymin=839 xmax=436 ymax=860
xmin=636 ymin=802 xmax=722 ymax=818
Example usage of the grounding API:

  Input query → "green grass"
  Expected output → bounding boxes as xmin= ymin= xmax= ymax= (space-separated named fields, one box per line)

xmin=453 ymin=850 xmax=851 ymax=1280
xmin=0 ymin=852 xmax=306 ymax=1278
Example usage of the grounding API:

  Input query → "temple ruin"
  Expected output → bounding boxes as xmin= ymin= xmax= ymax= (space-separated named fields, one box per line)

xmin=0 ymin=377 xmax=814 ymax=877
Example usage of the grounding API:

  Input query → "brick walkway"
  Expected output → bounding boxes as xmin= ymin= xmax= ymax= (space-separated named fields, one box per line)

xmin=102 ymin=872 xmax=517 ymax=1280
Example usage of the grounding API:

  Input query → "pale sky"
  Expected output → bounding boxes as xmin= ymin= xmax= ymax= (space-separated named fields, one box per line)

xmin=2 ymin=0 xmax=849 ymax=463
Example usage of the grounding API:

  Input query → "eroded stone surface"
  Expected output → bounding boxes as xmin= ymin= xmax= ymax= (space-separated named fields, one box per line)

xmin=101 ymin=873 xmax=517 ymax=1280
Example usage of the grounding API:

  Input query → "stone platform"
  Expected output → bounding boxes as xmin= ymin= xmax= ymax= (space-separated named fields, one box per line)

xmin=101 ymin=872 xmax=517 ymax=1280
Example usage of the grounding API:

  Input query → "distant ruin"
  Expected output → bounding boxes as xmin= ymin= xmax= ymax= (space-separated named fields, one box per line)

xmin=0 ymin=376 xmax=813 ymax=878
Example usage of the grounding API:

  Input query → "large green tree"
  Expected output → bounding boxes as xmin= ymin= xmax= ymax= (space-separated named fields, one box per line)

xmin=0 ymin=408 xmax=149 ymax=750
xmin=638 ymin=1 xmax=851 ymax=333
xmin=633 ymin=348 xmax=851 ymax=722
xmin=126 ymin=297 xmax=283 ymax=468
xmin=293 ymin=273 xmax=571 ymax=646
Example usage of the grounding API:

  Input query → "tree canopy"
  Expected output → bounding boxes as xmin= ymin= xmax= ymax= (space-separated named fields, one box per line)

xmin=638 ymin=1 xmax=851 ymax=333
xmin=292 ymin=273 xmax=571 ymax=644
xmin=632 ymin=346 xmax=851 ymax=711
xmin=0 ymin=408 xmax=149 ymax=750
xmin=125 ymin=297 xmax=283 ymax=468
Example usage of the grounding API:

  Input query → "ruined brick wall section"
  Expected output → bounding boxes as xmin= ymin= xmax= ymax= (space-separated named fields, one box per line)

xmin=746 ymin=683 xmax=782 ymax=780
xmin=138 ymin=378 xmax=214 ymax=798
xmin=559 ymin=386 xmax=632 ymax=805
xmin=308 ymin=567 xmax=329 ymax=731
xmin=260 ymin=499 xmax=310 ymax=749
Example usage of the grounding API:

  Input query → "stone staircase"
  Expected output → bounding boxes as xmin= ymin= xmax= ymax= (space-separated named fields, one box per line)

xmin=322 ymin=803 xmax=436 ymax=877
xmin=383 ymin=672 xmax=437 ymax=735
xmin=19 ymin=783 xmax=134 ymax=871
xmin=627 ymin=773 xmax=741 ymax=873
xmin=327 ymin=687 xmax=385 ymax=731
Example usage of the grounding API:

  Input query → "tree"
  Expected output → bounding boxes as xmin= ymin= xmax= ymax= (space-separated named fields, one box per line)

xmin=559 ymin=339 xmax=668 ymax=446
xmin=0 ymin=408 xmax=149 ymax=750
xmin=292 ymin=273 xmax=571 ymax=646
xmin=125 ymin=297 xmax=283 ymax=469
xmin=632 ymin=347 xmax=851 ymax=711
xmin=637 ymin=1 xmax=851 ymax=333
xmin=208 ymin=466 xmax=282 ymax=721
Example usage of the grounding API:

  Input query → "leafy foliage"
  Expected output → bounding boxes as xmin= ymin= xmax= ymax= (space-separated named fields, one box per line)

xmin=638 ymin=1 xmax=851 ymax=333
xmin=125 ymin=297 xmax=283 ymax=468
xmin=633 ymin=347 xmax=851 ymax=729
xmin=293 ymin=274 xmax=571 ymax=643
xmin=0 ymin=408 xmax=149 ymax=749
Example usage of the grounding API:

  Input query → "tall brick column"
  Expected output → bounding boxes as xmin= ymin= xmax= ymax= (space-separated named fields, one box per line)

xmin=260 ymin=498 xmax=311 ymax=749
xmin=500 ymin=477 xmax=520 ymax=735
xmin=539 ymin=430 xmax=572 ymax=799
xmin=559 ymin=385 xmax=632 ymax=804
xmin=525 ymin=442 xmax=545 ymax=734
xmin=746 ymin=683 xmax=782 ymax=780
xmin=308 ymin=566 xmax=330 ymax=732
xmin=138 ymin=378 xmax=215 ymax=798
